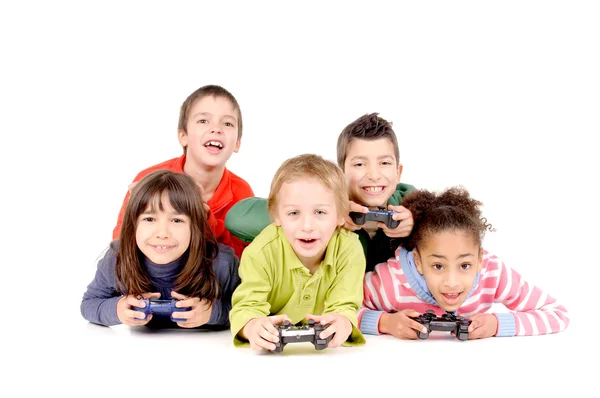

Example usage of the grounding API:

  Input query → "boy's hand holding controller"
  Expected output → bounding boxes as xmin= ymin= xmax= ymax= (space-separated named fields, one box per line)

xmin=241 ymin=314 xmax=293 ymax=351
xmin=344 ymin=201 xmax=414 ymax=238
xmin=306 ymin=313 xmax=351 ymax=348
xmin=170 ymin=291 xmax=213 ymax=328
xmin=379 ymin=309 xmax=428 ymax=339
xmin=117 ymin=292 xmax=161 ymax=326
xmin=380 ymin=205 xmax=413 ymax=238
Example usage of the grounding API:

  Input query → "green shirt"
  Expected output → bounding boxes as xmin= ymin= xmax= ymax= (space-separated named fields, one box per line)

xmin=229 ymin=223 xmax=366 ymax=347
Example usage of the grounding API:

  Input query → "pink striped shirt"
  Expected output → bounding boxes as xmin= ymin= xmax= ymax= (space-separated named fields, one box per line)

xmin=359 ymin=248 xmax=569 ymax=336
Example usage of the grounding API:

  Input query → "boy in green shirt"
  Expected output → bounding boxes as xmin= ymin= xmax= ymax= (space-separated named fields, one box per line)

xmin=226 ymin=112 xmax=416 ymax=272
xmin=229 ymin=154 xmax=366 ymax=350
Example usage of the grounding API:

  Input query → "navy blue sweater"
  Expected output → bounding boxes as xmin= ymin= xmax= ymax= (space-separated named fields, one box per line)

xmin=81 ymin=242 xmax=240 ymax=329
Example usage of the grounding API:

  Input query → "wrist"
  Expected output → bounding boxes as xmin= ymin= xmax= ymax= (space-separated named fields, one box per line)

xmin=378 ymin=312 xmax=391 ymax=334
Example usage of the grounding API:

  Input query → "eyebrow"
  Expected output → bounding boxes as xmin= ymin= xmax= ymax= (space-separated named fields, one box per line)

xmin=191 ymin=111 xmax=237 ymax=121
xmin=349 ymin=155 xmax=395 ymax=161
xmin=428 ymin=253 xmax=475 ymax=260
xmin=282 ymin=204 xmax=334 ymax=208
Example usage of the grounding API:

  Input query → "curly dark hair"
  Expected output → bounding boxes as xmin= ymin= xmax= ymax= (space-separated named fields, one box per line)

xmin=401 ymin=186 xmax=494 ymax=251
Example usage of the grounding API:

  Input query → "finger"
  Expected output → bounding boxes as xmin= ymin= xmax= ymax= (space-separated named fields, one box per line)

xmin=258 ymin=325 xmax=280 ymax=344
xmin=126 ymin=308 xmax=149 ymax=321
xmin=401 ymin=329 xmax=418 ymax=340
xmin=174 ymin=297 xmax=197 ymax=309
xmin=170 ymin=291 xmax=187 ymax=301
xmin=348 ymin=201 xmax=368 ymax=213
xmin=254 ymin=336 xmax=277 ymax=351
xmin=402 ymin=309 xmax=421 ymax=318
xmin=318 ymin=323 xmax=336 ymax=340
xmin=408 ymin=320 xmax=428 ymax=334
xmin=126 ymin=296 xmax=146 ymax=309
xmin=327 ymin=331 xmax=344 ymax=349
xmin=270 ymin=314 xmax=292 ymax=326
xmin=305 ymin=314 xmax=325 ymax=323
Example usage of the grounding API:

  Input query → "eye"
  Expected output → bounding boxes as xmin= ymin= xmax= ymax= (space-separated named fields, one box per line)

xmin=224 ymin=122 xmax=235 ymax=127
xmin=432 ymin=263 xmax=444 ymax=271
xmin=315 ymin=210 xmax=326 ymax=216
xmin=172 ymin=218 xmax=185 ymax=223
xmin=353 ymin=162 xmax=365 ymax=167
xmin=287 ymin=211 xmax=299 ymax=217
xmin=197 ymin=119 xmax=208 ymax=124
xmin=381 ymin=161 xmax=393 ymax=166
xmin=141 ymin=217 xmax=155 ymax=222
xmin=460 ymin=263 xmax=471 ymax=270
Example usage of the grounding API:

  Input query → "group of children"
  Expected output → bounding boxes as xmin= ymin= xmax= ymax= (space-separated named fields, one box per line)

xmin=81 ymin=84 xmax=570 ymax=351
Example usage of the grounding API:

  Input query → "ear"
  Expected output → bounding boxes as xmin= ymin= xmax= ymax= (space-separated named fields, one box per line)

xmin=477 ymin=248 xmax=484 ymax=272
xmin=233 ymin=138 xmax=241 ymax=153
xmin=413 ymin=249 xmax=424 ymax=275
xmin=178 ymin=129 xmax=188 ymax=148
xmin=396 ymin=163 xmax=403 ymax=184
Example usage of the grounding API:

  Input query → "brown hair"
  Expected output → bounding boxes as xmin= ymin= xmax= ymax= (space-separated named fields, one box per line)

xmin=114 ymin=169 xmax=220 ymax=302
xmin=336 ymin=112 xmax=400 ymax=169
xmin=178 ymin=85 xmax=243 ymax=153
xmin=267 ymin=154 xmax=349 ymax=221
xmin=400 ymin=186 xmax=494 ymax=251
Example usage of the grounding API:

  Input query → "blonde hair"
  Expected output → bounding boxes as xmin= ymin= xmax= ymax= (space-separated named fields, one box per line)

xmin=267 ymin=154 xmax=349 ymax=220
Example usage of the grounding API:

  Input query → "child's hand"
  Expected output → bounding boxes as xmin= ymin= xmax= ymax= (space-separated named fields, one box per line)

xmin=170 ymin=291 xmax=212 ymax=328
xmin=379 ymin=205 xmax=414 ymax=238
xmin=116 ymin=292 xmax=161 ymax=326
xmin=378 ymin=309 xmax=427 ymax=339
xmin=306 ymin=313 xmax=352 ymax=348
xmin=343 ymin=200 xmax=368 ymax=231
xmin=466 ymin=313 xmax=498 ymax=339
xmin=242 ymin=314 xmax=292 ymax=351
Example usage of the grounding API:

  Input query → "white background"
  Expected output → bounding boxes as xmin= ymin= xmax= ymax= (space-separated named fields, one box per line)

xmin=1 ymin=1 xmax=598 ymax=396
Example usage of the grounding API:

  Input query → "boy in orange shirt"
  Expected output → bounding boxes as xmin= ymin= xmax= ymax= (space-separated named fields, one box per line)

xmin=112 ymin=85 xmax=253 ymax=259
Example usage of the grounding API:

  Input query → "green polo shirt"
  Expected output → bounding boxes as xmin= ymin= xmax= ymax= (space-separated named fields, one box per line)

xmin=229 ymin=223 xmax=366 ymax=347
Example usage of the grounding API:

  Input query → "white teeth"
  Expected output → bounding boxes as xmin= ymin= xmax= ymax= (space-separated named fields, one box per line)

xmin=364 ymin=187 xmax=384 ymax=192
xmin=205 ymin=141 xmax=223 ymax=148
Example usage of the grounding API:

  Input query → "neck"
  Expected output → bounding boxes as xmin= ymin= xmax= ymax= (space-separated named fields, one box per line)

xmin=183 ymin=161 xmax=225 ymax=201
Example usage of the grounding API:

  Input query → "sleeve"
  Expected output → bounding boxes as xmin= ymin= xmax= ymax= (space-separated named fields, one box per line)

xmin=322 ymin=237 xmax=367 ymax=346
xmin=80 ymin=247 xmax=123 ymax=326
xmin=209 ymin=211 xmax=249 ymax=260
xmin=490 ymin=254 xmax=570 ymax=337
xmin=224 ymin=197 xmax=271 ymax=243
xmin=359 ymin=256 xmax=406 ymax=335
xmin=206 ymin=249 xmax=241 ymax=328
xmin=228 ymin=251 xmax=273 ymax=347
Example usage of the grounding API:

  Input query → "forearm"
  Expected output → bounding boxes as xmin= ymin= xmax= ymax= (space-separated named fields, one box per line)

xmin=80 ymin=296 xmax=122 ymax=326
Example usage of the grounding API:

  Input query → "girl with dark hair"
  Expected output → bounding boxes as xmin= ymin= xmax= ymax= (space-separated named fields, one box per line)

xmin=81 ymin=169 xmax=240 ymax=329
xmin=359 ymin=186 xmax=569 ymax=340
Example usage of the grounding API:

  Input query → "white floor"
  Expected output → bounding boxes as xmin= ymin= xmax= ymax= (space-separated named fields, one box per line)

xmin=5 ymin=312 xmax=592 ymax=397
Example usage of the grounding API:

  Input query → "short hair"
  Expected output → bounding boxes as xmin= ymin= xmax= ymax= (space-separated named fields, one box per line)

xmin=336 ymin=112 xmax=400 ymax=169
xmin=115 ymin=169 xmax=220 ymax=302
xmin=267 ymin=154 xmax=349 ymax=221
xmin=400 ymin=186 xmax=494 ymax=252
xmin=178 ymin=84 xmax=243 ymax=145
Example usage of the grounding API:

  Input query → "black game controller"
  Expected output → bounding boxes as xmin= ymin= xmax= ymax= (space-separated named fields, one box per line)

xmin=273 ymin=320 xmax=333 ymax=352
xmin=349 ymin=206 xmax=400 ymax=229
xmin=415 ymin=309 xmax=471 ymax=341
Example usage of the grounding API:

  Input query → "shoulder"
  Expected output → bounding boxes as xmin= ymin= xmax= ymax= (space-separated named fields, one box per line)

xmin=133 ymin=155 xmax=185 ymax=181
xmin=332 ymin=228 xmax=362 ymax=251
xmin=241 ymin=223 xmax=283 ymax=258
xmin=481 ymin=249 xmax=504 ymax=272
xmin=225 ymin=168 xmax=253 ymax=192
xmin=214 ymin=243 xmax=237 ymax=264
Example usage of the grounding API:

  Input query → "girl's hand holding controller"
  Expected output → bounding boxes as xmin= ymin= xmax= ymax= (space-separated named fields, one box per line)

xmin=170 ymin=291 xmax=213 ymax=328
xmin=117 ymin=292 xmax=161 ymax=326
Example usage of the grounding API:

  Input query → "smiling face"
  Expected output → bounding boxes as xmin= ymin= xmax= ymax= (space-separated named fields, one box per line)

xmin=178 ymin=95 xmax=241 ymax=169
xmin=273 ymin=177 xmax=345 ymax=271
xmin=135 ymin=192 xmax=191 ymax=264
xmin=414 ymin=229 xmax=483 ymax=312
xmin=343 ymin=138 xmax=402 ymax=208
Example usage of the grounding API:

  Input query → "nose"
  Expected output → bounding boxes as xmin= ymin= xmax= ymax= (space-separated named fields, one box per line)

xmin=366 ymin=164 xmax=381 ymax=181
xmin=210 ymin=122 xmax=223 ymax=134
xmin=155 ymin=221 xmax=170 ymax=239
xmin=301 ymin=214 xmax=313 ymax=231
xmin=443 ymin=270 xmax=460 ymax=288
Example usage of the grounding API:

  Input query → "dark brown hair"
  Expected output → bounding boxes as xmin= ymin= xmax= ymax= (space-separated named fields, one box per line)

xmin=336 ymin=112 xmax=400 ymax=169
xmin=113 ymin=169 xmax=220 ymax=302
xmin=178 ymin=85 xmax=243 ymax=153
xmin=400 ymin=186 xmax=493 ymax=251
